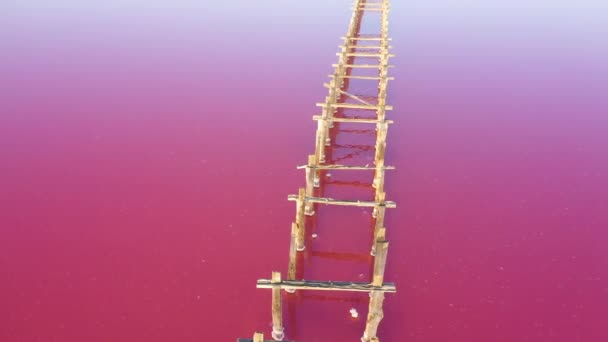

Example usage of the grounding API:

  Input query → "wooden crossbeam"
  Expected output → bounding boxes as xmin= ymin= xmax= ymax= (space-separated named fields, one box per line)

xmin=313 ymin=115 xmax=394 ymax=124
xmin=288 ymin=195 xmax=397 ymax=209
xmin=356 ymin=8 xmax=389 ymax=12
xmin=329 ymin=75 xmax=395 ymax=81
xmin=297 ymin=164 xmax=395 ymax=171
xmin=323 ymin=83 xmax=373 ymax=106
xmin=341 ymin=37 xmax=392 ymax=41
xmin=316 ymin=102 xmax=393 ymax=111
xmin=332 ymin=63 xmax=394 ymax=69
xmin=257 ymin=279 xmax=397 ymax=293
xmin=338 ymin=53 xmax=395 ymax=58
xmin=342 ymin=45 xmax=393 ymax=49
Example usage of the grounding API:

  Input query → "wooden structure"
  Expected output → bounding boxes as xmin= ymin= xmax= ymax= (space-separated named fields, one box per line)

xmin=238 ymin=0 xmax=395 ymax=341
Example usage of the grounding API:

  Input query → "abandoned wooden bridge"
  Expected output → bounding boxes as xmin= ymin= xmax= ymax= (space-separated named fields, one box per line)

xmin=238 ymin=0 xmax=395 ymax=341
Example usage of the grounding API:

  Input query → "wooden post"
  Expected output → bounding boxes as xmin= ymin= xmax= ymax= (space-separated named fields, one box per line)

xmin=295 ymin=188 xmax=306 ymax=251
xmin=253 ymin=332 xmax=264 ymax=342
xmin=372 ymin=239 xmax=389 ymax=285
xmin=305 ymin=155 xmax=316 ymax=215
xmin=373 ymin=192 xmax=387 ymax=233
xmin=271 ymin=272 xmax=284 ymax=341
xmin=287 ymin=223 xmax=297 ymax=284
xmin=362 ymin=291 xmax=385 ymax=342
xmin=373 ymin=122 xmax=388 ymax=193
xmin=371 ymin=227 xmax=386 ymax=256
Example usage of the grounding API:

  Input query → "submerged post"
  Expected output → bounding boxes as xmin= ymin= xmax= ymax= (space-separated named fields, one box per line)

xmin=295 ymin=188 xmax=306 ymax=251
xmin=362 ymin=291 xmax=385 ymax=342
xmin=287 ymin=223 xmax=297 ymax=284
xmin=305 ymin=155 xmax=316 ymax=215
xmin=271 ymin=272 xmax=284 ymax=341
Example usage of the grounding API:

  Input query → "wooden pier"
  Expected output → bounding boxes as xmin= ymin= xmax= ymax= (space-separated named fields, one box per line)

xmin=238 ymin=0 xmax=395 ymax=341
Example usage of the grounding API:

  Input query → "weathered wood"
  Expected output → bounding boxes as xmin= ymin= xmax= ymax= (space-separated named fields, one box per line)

xmin=343 ymin=45 xmax=393 ymax=50
xmin=341 ymin=37 xmax=392 ymax=41
xmin=287 ymin=223 xmax=297 ymax=282
xmin=313 ymin=120 xmax=325 ymax=186
xmin=373 ymin=192 xmax=387 ymax=230
xmin=323 ymin=83 xmax=373 ymax=106
xmin=313 ymin=115 xmax=394 ymax=124
xmin=304 ymin=155 xmax=316 ymax=215
xmin=337 ymin=52 xmax=395 ymax=58
xmin=257 ymin=279 xmax=397 ymax=293
xmin=295 ymin=189 xmax=306 ymax=251
xmin=316 ymin=103 xmax=393 ymax=111
xmin=332 ymin=64 xmax=395 ymax=69
xmin=297 ymin=164 xmax=395 ymax=171
xmin=288 ymin=195 xmax=396 ymax=209
xmin=271 ymin=272 xmax=284 ymax=341
xmin=329 ymin=75 xmax=395 ymax=81
xmin=373 ymin=241 xmax=389 ymax=286
xmin=356 ymin=8 xmax=389 ymax=12
xmin=371 ymin=227 xmax=386 ymax=256
xmin=362 ymin=291 xmax=385 ymax=342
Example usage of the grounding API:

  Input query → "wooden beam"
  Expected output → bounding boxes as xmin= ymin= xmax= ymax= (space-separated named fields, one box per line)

xmin=356 ymin=8 xmax=389 ymax=12
xmin=323 ymin=83 xmax=373 ymax=106
xmin=316 ymin=103 xmax=393 ymax=111
xmin=297 ymin=164 xmax=395 ymax=171
xmin=342 ymin=45 xmax=393 ymax=49
xmin=313 ymin=115 xmax=394 ymax=124
xmin=329 ymin=75 xmax=395 ymax=81
xmin=332 ymin=63 xmax=394 ymax=69
xmin=271 ymin=272 xmax=284 ymax=341
xmin=288 ymin=195 xmax=396 ymax=209
xmin=337 ymin=53 xmax=395 ymax=58
xmin=341 ymin=37 xmax=392 ymax=41
xmin=257 ymin=279 xmax=397 ymax=293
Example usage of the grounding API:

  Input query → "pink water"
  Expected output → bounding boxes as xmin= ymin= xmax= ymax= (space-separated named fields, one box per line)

xmin=1 ymin=1 xmax=607 ymax=341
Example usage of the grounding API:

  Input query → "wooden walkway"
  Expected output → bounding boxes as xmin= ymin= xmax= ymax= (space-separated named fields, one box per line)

xmin=238 ymin=0 xmax=394 ymax=341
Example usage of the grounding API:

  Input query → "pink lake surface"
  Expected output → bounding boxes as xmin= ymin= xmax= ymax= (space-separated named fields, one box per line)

xmin=1 ymin=1 xmax=607 ymax=341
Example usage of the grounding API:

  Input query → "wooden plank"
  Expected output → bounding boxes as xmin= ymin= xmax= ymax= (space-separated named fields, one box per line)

xmin=341 ymin=37 xmax=392 ymax=41
xmin=271 ymin=272 xmax=284 ymax=341
xmin=342 ymin=45 xmax=393 ymax=49
xmin=288 ymin=195 xmax=396 ymax=209
xmin=316 ymin=103 xmax=393 ymax=111
xmin=356 ymin=8 xmax=389 ymax=12
xmin=257 ymin=279 xmax=397 ymax=293
xmin=329 ymin=75 xmax=395 ymax=81
xmin=313 ymin=115 xmax=394 ymax=124
xmin=297 ymin=164 xmax=395 ymax=171
xmin=337 ymin=53 xmax=395 ymax=58
xmin=332 ymin=63 xmax=394 ymax=69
